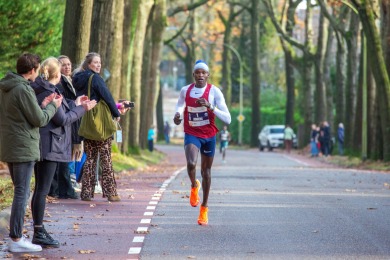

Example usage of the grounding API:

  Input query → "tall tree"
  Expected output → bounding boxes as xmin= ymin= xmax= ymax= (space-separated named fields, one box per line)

xmin=120 ymin=0 xmax=141 ymax=153
xmin=108 ymin=0 xmax=125 ymax=101
xmin=0 ymin=1 xmax=65 ymax=76
xmin=61 ymin=0 xmax=93 ymax=66
xmin=143 ymin=0 xmax=166 ymax=148
xmin=218 ymin=4 xmax=244 ymax=107
xmin=249 ymin=0 xmax=261 ymax=147
xmin=351 ymin=0 xmax=390 ymax=161
xmin=89 ymin=0 xmax=114 ymax=67
xmin=128 ymin=0 xmax=154 ymax=148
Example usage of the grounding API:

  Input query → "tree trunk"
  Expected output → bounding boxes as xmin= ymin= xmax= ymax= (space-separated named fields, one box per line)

xmin=139 ymin=15 xmax=153 ymax=150
xmin=354 ymin=0 xmax=390 ymax=161
xmin=120 ymin=0 xmax=140 ymax=153
xmin=314 ymin=12 xmax=327 ymax=124
xmin=344 ymin=12 xmax=359 ymax=151
xmin=146 ymin=0 xmax=166 ymax=145
xmin=61 ymin=0 xmax=93 ymax=66
xmin=89 ymin=0 xmax=114 ymax=71
xmin=250 ymin=0 xmax=261 ymax=147
xmin=324 ymin=24 xmax=335 ymax=131
xmin=128 ymin=0 xmax=154 ymax=148
xmin=283 ymin=0 xmax=297 ymax=127
xmin=334 ymin=37 xmax=346 ymax=130
xmin=107 ymin=0 xmax=124 ymax=101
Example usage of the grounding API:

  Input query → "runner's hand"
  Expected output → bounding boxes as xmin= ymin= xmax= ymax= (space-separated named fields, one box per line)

xmin=173 ymin=112 xmax=182 ymax=125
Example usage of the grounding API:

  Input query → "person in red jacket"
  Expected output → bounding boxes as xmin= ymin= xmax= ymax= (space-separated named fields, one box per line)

xmin=173 ymin=60 xmax=231 ymax=225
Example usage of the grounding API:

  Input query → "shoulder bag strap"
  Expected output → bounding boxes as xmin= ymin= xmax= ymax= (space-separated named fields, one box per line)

xmin=87 ymin=74 xmax=94 ymax=98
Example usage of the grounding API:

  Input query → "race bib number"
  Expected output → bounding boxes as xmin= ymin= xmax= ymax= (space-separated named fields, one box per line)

xmin=188 ymin=106 xmax=210 ymax=127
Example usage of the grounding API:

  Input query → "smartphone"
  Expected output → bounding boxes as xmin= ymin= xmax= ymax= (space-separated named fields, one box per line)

xmin=124 ymin=102 xmax=135 ymax=108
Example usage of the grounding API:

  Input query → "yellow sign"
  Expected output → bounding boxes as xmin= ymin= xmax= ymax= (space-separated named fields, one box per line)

xmin=237 ymin=114 xmax=245 ymax=122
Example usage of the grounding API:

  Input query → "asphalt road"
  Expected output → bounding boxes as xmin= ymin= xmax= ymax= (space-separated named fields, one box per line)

xmin=1 ymin=145 xmax=389 ymax=259
xmin=141 ymin=146 xmax=390 ymax=260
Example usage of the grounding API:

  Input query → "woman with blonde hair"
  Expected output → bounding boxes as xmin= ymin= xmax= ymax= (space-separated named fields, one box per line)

xmin=30 ymin=57 xmax=96 ymax=248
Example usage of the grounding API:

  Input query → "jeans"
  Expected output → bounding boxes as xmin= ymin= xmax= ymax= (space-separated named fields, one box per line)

xmin=148 ymin=139 xmax=154 ymax=152
xmin=7 ymin=162 xmax=35 ymax=239
xmin=310 ymin=141 xmax=318 ymax=156
xmin=31 ymin=161 xmax=58 ymax=226
xmin=338 ymin=141 xmax=344 ymax=155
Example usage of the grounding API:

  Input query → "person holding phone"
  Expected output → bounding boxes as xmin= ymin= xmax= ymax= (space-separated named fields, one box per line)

xmin=173 ymin=60 xmax=231 ymax=225
xmin=0 ymin=53 xmax=61 ymax=253
xmin=73 ymin=52 xmax=122 ymax=202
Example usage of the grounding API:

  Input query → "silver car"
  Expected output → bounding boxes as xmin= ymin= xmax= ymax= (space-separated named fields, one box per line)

xmin=258 ymin=125 xmax=297 ymax=151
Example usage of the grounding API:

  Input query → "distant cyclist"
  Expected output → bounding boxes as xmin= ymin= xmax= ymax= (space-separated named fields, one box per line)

xmin=219 ymin=125 xmax=231 ymax=163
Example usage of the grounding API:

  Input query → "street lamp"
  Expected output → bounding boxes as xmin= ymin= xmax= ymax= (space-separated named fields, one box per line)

xmin=223 ymin=44 xmax=244 ymax=146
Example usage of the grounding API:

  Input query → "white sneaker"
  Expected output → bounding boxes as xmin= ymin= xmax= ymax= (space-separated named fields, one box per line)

xmin=8 ymin=235 xmax=42 ymax=252
xmin=73 ymin=182 xmax=81 ymax=192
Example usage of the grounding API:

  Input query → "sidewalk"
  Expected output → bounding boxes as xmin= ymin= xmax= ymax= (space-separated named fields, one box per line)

xmin=0 ymin=144 xmax=186 ymax=259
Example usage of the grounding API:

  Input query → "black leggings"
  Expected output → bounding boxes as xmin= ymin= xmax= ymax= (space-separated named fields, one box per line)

xmin=31 ymin=161 xmax=58 ymax=226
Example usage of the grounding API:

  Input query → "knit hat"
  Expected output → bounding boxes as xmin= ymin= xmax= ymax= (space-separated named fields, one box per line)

xmin=193 ymin=60 xmax=209 ymax=72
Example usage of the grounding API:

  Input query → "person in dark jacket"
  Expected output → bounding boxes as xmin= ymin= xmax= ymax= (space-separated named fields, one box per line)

xmin=30 ymin=57 xmax=96 ymax=248
xmin=337 ymin=123 xmax=345 ymax=155
xmin=0 ymin=53 xmax=61 ymax=253
xmin=48 ymin=55 xmax=82 ymax=199
xmin=73 ymin=52 xmax=122 ymax=202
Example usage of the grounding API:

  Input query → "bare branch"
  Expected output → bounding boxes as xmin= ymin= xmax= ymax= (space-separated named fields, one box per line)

xmin=167 ymin=0 xmax=210 ymax=17
xmin=262 ymin=0 xmax=306 ymax=51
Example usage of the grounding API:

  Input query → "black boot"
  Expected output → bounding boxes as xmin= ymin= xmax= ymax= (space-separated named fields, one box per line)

xmin=32 ymin=226 xmax=60 ymax=248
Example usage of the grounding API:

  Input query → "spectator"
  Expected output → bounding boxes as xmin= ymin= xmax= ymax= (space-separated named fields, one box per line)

xmin=310 ymin=124 xmax=319 ymax=157
xmin=31 ymin=57 xmax=96 ymax=248
xmin=284 ymin=124 xmax=294 ymax=153
xmin=164 ymin=121 xmax=171 ymax=144
xmin=337 ymin=123 xmax=345 ymax=155
xmin=148 ymin=125 xmax=156 ymax=152
xmin=48 ymin=55 xmax=82 ymax=199
xmin=73 ymin=52 xmax=122 ymax=202
xmin=0 ymin=53 xmax=61 ymax=253
xmin=321 ymin=121 xmax=331 ymax=157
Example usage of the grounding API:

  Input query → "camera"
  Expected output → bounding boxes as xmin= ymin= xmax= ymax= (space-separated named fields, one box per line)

xmin=124 ymin=102 xmax=135 ymax=108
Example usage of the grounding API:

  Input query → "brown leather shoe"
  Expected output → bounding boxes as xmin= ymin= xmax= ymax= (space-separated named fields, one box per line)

xmin=108 ymin=195 xmax=121 ymax=202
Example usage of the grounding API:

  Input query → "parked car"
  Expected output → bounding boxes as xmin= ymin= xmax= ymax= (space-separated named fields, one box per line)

xmin=258 ymin=125 xmax=297 ymax=151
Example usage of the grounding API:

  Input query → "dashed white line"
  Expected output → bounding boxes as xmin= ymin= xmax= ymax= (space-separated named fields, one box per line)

xmin=140 ymin=219 xmax=151 ymax=224
xmin=128 ymin=247 xmax=142 ymax=254
xmin=133 ymin=236 xmax=145 ymax=243
xmin=127 ymin=166 xmax=186 ymax=257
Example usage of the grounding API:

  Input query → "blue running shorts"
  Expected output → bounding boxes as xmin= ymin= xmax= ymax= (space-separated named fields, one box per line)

xmin=184 ymin=133 xmax=216 ymax=157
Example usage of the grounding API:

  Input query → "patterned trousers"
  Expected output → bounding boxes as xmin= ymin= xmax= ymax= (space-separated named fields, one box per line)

xmin=80 ymin=138 xmax=117 ymax=199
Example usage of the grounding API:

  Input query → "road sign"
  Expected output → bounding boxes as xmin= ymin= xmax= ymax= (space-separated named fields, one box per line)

xmin=237 ymin=114 xmax=245 ymax=122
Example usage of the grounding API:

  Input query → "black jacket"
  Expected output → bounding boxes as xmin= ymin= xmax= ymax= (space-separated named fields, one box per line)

xmin=31 ymin=77 xmax=85 ymax=162
xmin=73 ymin=69 xmax=120 ymax=118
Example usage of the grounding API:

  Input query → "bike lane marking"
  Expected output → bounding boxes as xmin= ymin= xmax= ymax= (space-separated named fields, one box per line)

xmin=128 ymin=166 xmax=185 ymax=259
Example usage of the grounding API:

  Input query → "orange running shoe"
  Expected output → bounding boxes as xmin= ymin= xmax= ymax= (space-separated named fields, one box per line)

xmin=190 ymin=179 xmax=201 ymax=207
xmin=198 ymin=205 xmax=208 ymax=225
